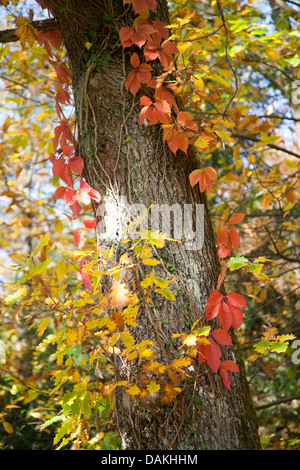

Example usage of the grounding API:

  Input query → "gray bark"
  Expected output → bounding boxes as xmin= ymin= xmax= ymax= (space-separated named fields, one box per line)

xmin=45 ymin=0 xmax=261 ymax=450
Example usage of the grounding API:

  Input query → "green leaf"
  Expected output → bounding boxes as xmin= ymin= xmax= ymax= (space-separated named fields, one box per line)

xmin=195 ymin=326 xmax=211 ymax=336
xmin=227 ymin=256 xmax=250 ymax=271
xmin=82 ymin=391 xmax=91 ymax=418
xmin=254 ymin=341 xmax=270 ymax=354
xmin=270 ymin=342 xmax=289 ymax=354
xmin=40 ymin=414 xmax=66 ymax=431
xmin=155 ymin=288 xmax=176 ymax=301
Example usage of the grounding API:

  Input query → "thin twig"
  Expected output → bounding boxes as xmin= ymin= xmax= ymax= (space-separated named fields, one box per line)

xmin=216 ymin=0 xmax=239 ymax=115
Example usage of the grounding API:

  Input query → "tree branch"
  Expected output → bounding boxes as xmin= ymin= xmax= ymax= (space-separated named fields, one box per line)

xmin=0 ymin=18 xmax=59 ymax=44
xmin=232 ymin=133 xmax=300 ymax=159
xmin=255 ymin=395 xmax=300 ymax=410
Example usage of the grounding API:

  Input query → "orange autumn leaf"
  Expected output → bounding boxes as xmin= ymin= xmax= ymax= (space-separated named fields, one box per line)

xmin=189 ymin=167 xmax=217 ymax=194
xmin=125 ymin=53 xmax=152 ymax=96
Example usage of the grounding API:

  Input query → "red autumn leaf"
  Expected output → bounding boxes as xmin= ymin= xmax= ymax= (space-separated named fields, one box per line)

xmin=153 ymin=84 xmax=179 ymax=111
xmin=228 ymin=303 xmax=244 ymax=331
xmin=199 ymin=171 xmax=212 ymax=193
xmin=124 ymin=0 xmax=157 ymax=14
xmin=217 ymin=265 xmax=227 ymax=291
xmin=217 ymin=225 xmax=228 ymax=246
xmin=69 ymin=201 xmax=82 ymax=218
xmin=204 ymin=339 xmax=222 ymax=374
xmin=74 ymin=180 xmax=101 ymax=205
xmin=222 ymin=360 xmax=239 ymax=373
xmin=205 ymin=166 xmax=217 ymax=181
xmin=134 ymin=13 xmax=168 ymax=40
xmin=227 ymin=292 xmax=247 ymax=308
xmin=212 ymin=329 xmax=233 ymax=346
xmin=55 ymin=88 xmax=71 ymax=109
xmin=228 ymin=212 xmax=245 ymax=225
xmin=206 ymin=289 xmax=224 ymax=307
xmin=61 ymin=144 xmax=74 ymax=157
xmin=217 ymin=219 xmax=244 ymax=258
xmin=125 ymin=54 xmax=152 ymax=96
xmin=119 ymin=26 xmax=147 ymax=48
xmin=220 ymin=367 xmax=231 ymax=389
xmin=130 ymin=52 xmax=140 ymax=68
xmin=139 ymin=96 xmax=171 ymax=125
xmin=163 ymin=112 xmax=197 ymax=154
xmin=47 ymin=29 xmax=62 ymax=50
xmin=218 ymin=245 xmax=231 ymax=259
xmin=38 ymin=31 xmax=53 ymax=58
xmin=49 ymin=59 xmax=71 ymax=86
xmin=206 ymin=301 xmax=223 ymax=321
xmin=144 ymin=35 xmax=179 ymax=69
xmin=52 ymin=120 xmax=74 ymax=152
xmin=205 ymin=290 xmax=246 ymax=332
xmin=217 ymin=212 xmax=245 ymax=258
xmin=220 ymin=360 xmax=239 ymax=389
xmin=54 ymin=185 xmax=66 ymax=199
xmin=83 ymin=219 xmax=96 ymax=229
xmin=228 ymin=225 xmax=240 ymax=250
xmin=68 ymin=156 xmax=84 ymax=175
xmin=218 ymin=302 xmax=233 ymax=331
xmin=64 ymin=188 xmax=77 ymax=206
xmin=162 ymin=124 xmax=191 ymax=154
xmin=49 ymin=153 xmax=73 ymax=187
xmin=38 ymin=30 xmax=62 ymax=57
xmin=74 ymin=229 xmax=84 ymax=244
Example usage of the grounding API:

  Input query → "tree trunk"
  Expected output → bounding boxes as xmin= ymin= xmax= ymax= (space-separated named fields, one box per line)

xmin=45 ymin=0 xmax=261 ymax=450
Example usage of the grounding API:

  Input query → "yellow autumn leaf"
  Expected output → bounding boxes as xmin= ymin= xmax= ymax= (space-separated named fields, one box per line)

xmin=14 ymin=16 xmax=38 ymax=48
xmin=182 ymin=333 xmax=198 ymax=347
xmin=2 ymin=421 xmax=14 ymax=434
xmin=233 ymin=144 xmax=240 ymax=161
xmin=147 ymin=380 xmax=161 ymax=394
xmin=138 ymin=347 xmax=155 ymax=363
xmin=142 ymin=258 xmax=160 ymax=266
xmin=214 ymin=128 xmax=234 ymax=143
xmin=265 ymin=46 xmax=280 ymax=61
xmin=177 ymin=41 xmax=192 ymax=53
xmin=210 ymin=73 xmax=231 ymax=88
xmin=171 ymin=356 xmax=193 ymax=370
xmin=194 ymin=75 xmax=205 ymax=91
xmin=73 ymin=369 xmax=81 ymax=383
xmin=37 ymin=317 xmax=50 ymax=337
xmin=194 ymin=134 xmax=212 ymax=148
xmin=126 ymin=384 xmax=141 ymax=396
xmin=121 ymin=330 xmax=135 ymax=348
xmin=238 ymin=114 xmax=258 ymax=130
xmin=145 ymin=360 xmax=167 ymax=375
xmin=161 ymin=382 xmax=181 ymax=404
xmin=66 ymin=328 xmax=77 ymax=345
xmin=56 ymin=260 xmax=66 ymax=283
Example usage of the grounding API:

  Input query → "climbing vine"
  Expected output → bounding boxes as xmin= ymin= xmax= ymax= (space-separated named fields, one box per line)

xmin=1 ymin=0 xmax=296 ymax=450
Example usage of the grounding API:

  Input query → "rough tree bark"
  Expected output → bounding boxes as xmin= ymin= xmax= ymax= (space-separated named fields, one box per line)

xmin=44 ymin=0 xmax=261 ymax=450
